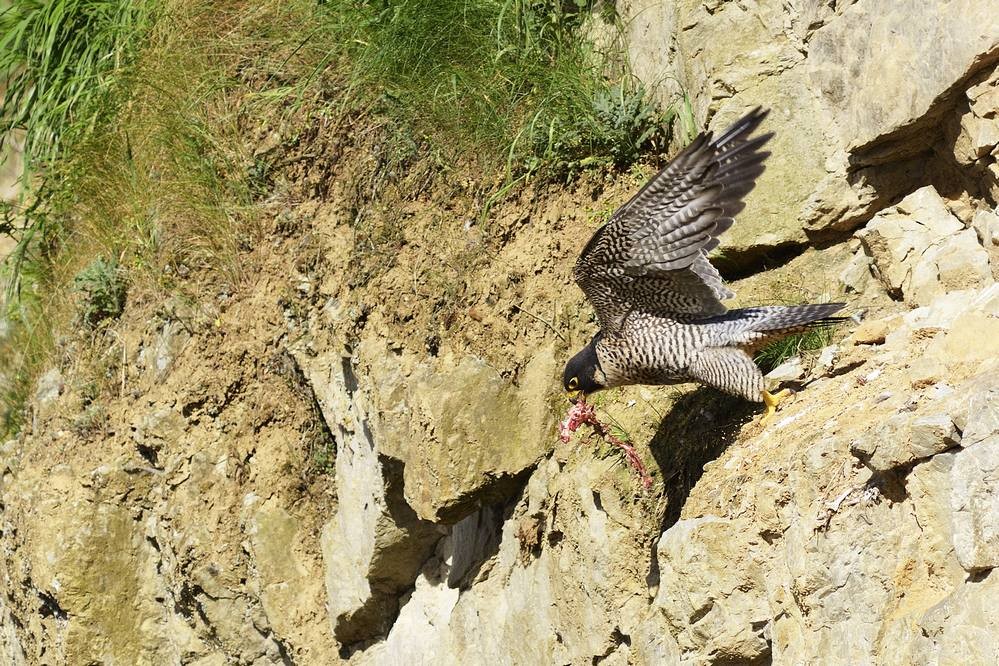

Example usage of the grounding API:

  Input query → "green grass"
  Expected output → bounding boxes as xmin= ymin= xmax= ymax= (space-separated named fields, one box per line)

xmin=0 ymin=0 xmax=678 ymax=437
xmin=755 ymin=326 xmax=837 ymax=374
xmin=0 ymin=0 xmax=159 ymax=435
xmin=0 ymin=0 xmax=157 ymax=177
xmin=0 ymin=0 xmax=256 ymax=435
xmin=324 ymin=0 xmax=674 ymax=179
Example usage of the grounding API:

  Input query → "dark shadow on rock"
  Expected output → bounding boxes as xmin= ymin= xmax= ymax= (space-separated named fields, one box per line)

xmin=645 ymin=387 xmax=757 ymax=590
xmin=648 ymin=387 xmax=758 ymax=532
xmin=336 ymin=455 xmax=443 ymax=650
xmin=447 ymin=500 xmax=511 ymax=589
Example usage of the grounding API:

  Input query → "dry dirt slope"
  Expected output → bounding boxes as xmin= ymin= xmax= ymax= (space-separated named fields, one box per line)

xmin=2 ymin=1 xmax=999 ymax=664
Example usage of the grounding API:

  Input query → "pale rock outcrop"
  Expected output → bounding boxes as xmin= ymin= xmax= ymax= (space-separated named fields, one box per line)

xmin=947 ymin=66 xmax=999 ymax=201
xmin=651 ymin=517 xmax=771 ymax=662
xmin=292 ymin=323 xmax=557 ymax=646
xmin=294 ymin=348 xmax=442 ymax=645
xmin=136 ymin=320 xmax=191 ymax=379
xmin=809 ymin=0 xmax=999 ymax=163
xmin=350 ymin=454 xmax=659 ymax=665
xmin=972 ymin=207 xmax=999 ymax=247
xmin=360 ymin=342 xmax=558 ymax=523
xmin=643 ymin=284 xmax=999 ymax=664
xmin=856 ymin=186 xmax=993 ymax=305
xmin=321 ymin=276 xmax=999 ymax=664
xmin=619 ymin=0 xmax=999 ymax=264
xmin=907 ymin=572 xmax=999 ymax=664
xmin=951 ymin=439 xmax=999 ymax=572
xmin=33 ymin=368 xmax=62 ymax=408
xmin=838 ymin=245 xmax=873 ymax=294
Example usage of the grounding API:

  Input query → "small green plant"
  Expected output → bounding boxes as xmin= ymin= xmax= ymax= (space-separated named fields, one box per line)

xmin=72 ymin=402 xmax=109 ymax=437
xmin=73 ymin=257 xmax=126 ymax=328
xmin=584 ymin=81 xmax=670 ymax=166
xmin=311 ymin=437 xmax=336 ymax=474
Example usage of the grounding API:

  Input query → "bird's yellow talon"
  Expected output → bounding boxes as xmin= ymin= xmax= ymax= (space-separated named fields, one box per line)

xmin=761 ymin=388 xmax=792 ymax=422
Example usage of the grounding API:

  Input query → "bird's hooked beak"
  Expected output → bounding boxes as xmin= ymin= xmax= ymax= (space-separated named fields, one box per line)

xmin=566 ymin=389 xmax=584 ymax=403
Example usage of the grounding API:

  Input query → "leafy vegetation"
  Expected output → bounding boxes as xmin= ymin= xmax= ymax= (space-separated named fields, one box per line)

xmin=0 ymin=0 xmax=157 ymax=173
xmin=0 ymin=0 xmax=159 ymax=435
xmin=325 ymin=0 xmax=674 ymax=177
xmin=73 ymin=256 xmax=127 ymax=327
xmin=0 ymin=0 xmax=240 ymax=434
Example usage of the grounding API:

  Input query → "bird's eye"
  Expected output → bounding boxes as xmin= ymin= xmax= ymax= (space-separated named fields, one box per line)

xmin=568 ymin=377 xmax=579 ymax=389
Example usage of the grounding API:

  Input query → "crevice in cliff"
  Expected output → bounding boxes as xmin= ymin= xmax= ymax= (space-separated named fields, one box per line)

xmin=332 ymin=454 xmax=443 ymax=651
xmin=35 ymin=590 xmax=66 ymax=621
xmin=851 ymin=48 xmax=999 ymax=168
xmin=175 ymin=583 xmax=221 ymax=650
xmin=825 ymin=56 xmax=999 ymax=239
xmin=649 ymin=387 xmax=757 ymax=531
xmin=854 ymin=442 xmax=963 ymax=499
xmin=591 ymin=627 xmax=631 ymax=664
xmin=285 ymin=349 xmax=339 ymax=479
xmin=713 ymin=232 xmax=858 ymax=281
xmin=451 ymin=502 xmax=509 ymax=588
xmin=266 ymin=629 xmax=296 ymax=666
xmin=713 ymin=241 xmax=807 ymax=281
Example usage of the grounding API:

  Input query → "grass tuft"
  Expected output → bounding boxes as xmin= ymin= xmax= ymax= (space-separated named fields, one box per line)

xmin=325 ymin=0 xmax=674 ymax=178
xmin=0 ymin=0 xmax=157 ymax=174
xmin=755 ymin=326 xmax=837 ymax=374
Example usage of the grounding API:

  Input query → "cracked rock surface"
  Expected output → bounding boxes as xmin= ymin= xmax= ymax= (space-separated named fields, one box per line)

xmin=2 ymin=2 xmax=999 ymax=664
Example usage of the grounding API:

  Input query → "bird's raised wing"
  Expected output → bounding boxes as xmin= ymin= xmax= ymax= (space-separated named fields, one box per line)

xmin=574 ymin=107 xmax=773 ymax=333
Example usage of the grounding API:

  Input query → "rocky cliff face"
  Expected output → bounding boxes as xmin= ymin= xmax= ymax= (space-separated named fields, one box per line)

xmin=2 ymin=2 xmax=998 ymax=664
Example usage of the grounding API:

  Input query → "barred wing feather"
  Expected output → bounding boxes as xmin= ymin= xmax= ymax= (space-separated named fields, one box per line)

xmin=574 ymin=107 xmax=772 ymax=333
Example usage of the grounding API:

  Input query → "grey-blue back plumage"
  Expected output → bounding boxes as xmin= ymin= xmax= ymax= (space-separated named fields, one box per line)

xmin=566 ymin=108 xmax=846 ymax=402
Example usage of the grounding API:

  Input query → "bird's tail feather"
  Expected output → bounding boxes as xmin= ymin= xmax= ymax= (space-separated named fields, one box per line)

xmin=715 ymin=303 xmax=847 ymax=354
xmin=740 ymin=302 xmax=848 ymax=333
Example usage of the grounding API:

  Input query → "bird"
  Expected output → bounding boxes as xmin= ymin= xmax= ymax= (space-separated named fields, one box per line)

xmin=562 ymin=107 xmax=845 ymax=419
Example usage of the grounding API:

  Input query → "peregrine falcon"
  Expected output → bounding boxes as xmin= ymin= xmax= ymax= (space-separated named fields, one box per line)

xmin=563 ymin=107 xmax=845 ymax=417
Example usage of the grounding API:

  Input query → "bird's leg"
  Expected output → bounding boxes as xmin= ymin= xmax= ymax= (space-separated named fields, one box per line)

xmin=761 ymin=388 xmax=792 ymax=422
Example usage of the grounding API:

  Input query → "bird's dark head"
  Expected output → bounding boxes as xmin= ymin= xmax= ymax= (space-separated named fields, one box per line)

xmin=563 ymin=335 xmax=607 ymax=400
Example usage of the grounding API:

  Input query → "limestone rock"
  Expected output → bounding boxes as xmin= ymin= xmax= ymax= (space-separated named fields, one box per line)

xmin=956 ymin=377 xmax=999 ymax=447
xmin=137 ymin=320 xmax=191 ymax=379
xmin=852 ymin=411 xmax=960 ymax=473
xmin=887 ymin=284 xmax=999 ymax=344
xmin=130 ymin=407 xmax=186 ymax=464
xmin=363 ymin=343 xmax=558 ymax=524
xmin=951 ymin=437 xmax=999 ymax=572
xmin=839 ymin=249 xmax=872 ymax=293
xmin=296 ymin=350 xmax=442 ymax=645
xmin=766 ymin=356 xmax=804 ymax=382
xmin=353 ymin=454 xmax=659 ymax=665
xmin=245 ymin=502 xmax=318 ymax=647
xmin=908 ymin=572 xmax=999 ymax=664
xmin=849 ymin=317 xmax=895 ymax=345
xmin=621 ymin=0 xmax=999 ymax=257
xmin=906 ymin=355 xmax=947 ymax=388
xmin=857 ymin=186 xmax=992 ymax=305
xmin=972 ymin=207 xmax=999 ymax=246
xmin=952 ymin=67 xmax=999 ymax=166
xmin=33 ymin=368 xmax=63 ymax=407
xmin=651 ymin=517 xmax=771 ymax=663
xmin=809 ymin=0 xmax=999 ymax=164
